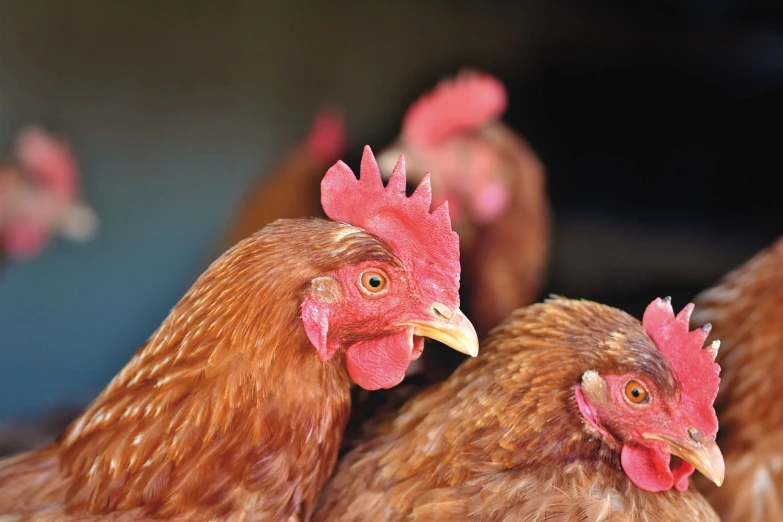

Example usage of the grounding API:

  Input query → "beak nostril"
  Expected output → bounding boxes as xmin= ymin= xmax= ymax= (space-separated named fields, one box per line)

xmin=687 ymin=427 xmax=704 ymax=446
xmin=431 ymin=302 xmax=454 ymax=321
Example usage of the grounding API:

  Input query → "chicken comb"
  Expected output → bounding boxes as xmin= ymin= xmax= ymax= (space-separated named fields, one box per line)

xmin=401 ymin=70 xmax=508 ymax=147
xmin=321 ymin=145 xmax=461 ymax=299
xmin=16 ymin=126 xmax=79 ymax=198
xmin=304 ymin=106 xmax=348 ymax=164
xmin=642 ymin=297 xmax=721 ymax=433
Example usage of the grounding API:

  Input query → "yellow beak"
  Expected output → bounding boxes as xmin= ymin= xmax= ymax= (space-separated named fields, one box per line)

xmin=399 ymin=303 xmax=479 ymax=357
xmin=643 ymin=432 xmax=725 ymax=487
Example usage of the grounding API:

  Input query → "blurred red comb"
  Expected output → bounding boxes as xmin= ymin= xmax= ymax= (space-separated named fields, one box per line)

xmin=642 ymin=297 xmax=721 ymax=434
xmin=16 ymin=126 xmax=79 ymax=199
xmin=401 ymin=70 xmax=508 ymax=147
xmin=305 ymin=107 xmax=348 ymax=164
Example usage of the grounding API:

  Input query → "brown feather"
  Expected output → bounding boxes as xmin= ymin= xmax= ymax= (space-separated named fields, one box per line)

xmin=315 ymin=298 xmax=718 ymax=521
xmin=691 ymin=237 xmax=783 ymax=521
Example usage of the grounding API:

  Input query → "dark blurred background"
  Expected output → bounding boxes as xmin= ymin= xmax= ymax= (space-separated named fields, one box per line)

xmin=0 ymin=0 xmax=780 ymax=423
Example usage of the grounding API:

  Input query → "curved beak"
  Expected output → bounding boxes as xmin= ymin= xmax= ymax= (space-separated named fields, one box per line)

xmin=643 ymin=432 xmax=725 ymax=487
xmin=398 ymin=303 xmax=479 ymax=357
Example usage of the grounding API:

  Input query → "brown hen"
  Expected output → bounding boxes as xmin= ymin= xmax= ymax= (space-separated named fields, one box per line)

xmin=315 ymin=297 xmax=724 ymax=521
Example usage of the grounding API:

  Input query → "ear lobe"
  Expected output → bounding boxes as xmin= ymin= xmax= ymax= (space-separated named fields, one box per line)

xmin=581 ymin=370 xmax=612 ymax=407
xmin=302 ymin=294 xmax=336 ymax=361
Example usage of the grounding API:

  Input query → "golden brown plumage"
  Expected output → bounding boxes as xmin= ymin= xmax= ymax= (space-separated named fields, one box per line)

xmin=691 ymin=236 xmax=783 ymax=521
xmin=0 ymin=148 xmax=479 ymax=521
xmin=315 ymin=297 xmax=723 ymax=521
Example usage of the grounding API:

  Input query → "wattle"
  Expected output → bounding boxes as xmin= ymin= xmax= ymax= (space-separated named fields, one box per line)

xmin=345 ymin=330 xmax=413 ymax=390
xmin=621 ymin=441 xmax=694 ymax=493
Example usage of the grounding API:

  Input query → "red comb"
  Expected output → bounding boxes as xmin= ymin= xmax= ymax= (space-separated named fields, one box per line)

xmin=642 ymin=297 xmax=721 ymax=435
xmin=16 ymin=126 xmax=79 ymax=198
xmin=304 ymin=107 xmax=348 ymax=163
xmin=401 ymin=70 xmax=508 ymax=147
xmin=321 ymin=146 xmax=461 ymax=304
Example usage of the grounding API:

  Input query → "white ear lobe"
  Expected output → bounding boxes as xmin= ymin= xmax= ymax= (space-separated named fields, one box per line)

xmin=581 ymin=370 xmax=611 ymax=405
xmin=581 ymin=370 xmax=602 ymax=385
xmin=309 ymin=276 xmax=343 ymax=303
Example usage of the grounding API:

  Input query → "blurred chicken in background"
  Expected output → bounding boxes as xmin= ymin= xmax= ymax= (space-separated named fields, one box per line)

xmin=213 ymin=107 xmax=348 ymax=256
xmin=690 ymin=236 xmax=783 ymax=521
xmin=0 ymin=126 xmax=98 ymax=265
xmin=377 ymin=70 xmax=549 ymax=341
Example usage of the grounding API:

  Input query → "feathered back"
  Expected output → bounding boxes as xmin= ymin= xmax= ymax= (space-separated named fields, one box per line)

xmin=401 ymin=70 xmax=508 ymax=146
xmin=321 ymin=145 xmax=461 ymax=304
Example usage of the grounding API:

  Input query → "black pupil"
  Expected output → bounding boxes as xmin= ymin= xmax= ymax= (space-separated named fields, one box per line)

xmin=368 ymin=276 xmax=382 ymax=288
xmin=631 ymin=388 xmax=641 ymax=398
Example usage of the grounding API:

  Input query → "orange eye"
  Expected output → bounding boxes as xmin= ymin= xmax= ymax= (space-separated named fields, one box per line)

xmin=359 ymin=271 xmax=388 ymax=294
xmin=624 ymin=380 xmax=649 ymax=404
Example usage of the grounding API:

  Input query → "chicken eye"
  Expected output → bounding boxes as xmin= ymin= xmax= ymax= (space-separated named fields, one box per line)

xmin=359 ymin=271 xmax=388 ymax=295
xmin=624 ymin=380 xmax=649 ymax=404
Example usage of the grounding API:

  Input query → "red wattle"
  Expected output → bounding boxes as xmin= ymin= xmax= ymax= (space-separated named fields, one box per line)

xmin=620 ymin=442 xmax=674 ymax=493
xmin=345 ymin=331 xmax=412 ymax=390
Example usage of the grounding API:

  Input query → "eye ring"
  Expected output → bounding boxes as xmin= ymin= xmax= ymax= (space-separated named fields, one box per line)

xmin=624 ymin=380 xmax=650 ymax=405
xmin=358 ymin=270 xmax=389 ymax=296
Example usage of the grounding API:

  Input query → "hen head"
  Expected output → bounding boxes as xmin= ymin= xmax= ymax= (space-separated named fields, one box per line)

xmin=377 ymin=70 xmax=510 ymax=226
xmin=302 ymin=145 xmax=479 ymax=390
xmin=575 ymin=297 xmax=723 ymax=493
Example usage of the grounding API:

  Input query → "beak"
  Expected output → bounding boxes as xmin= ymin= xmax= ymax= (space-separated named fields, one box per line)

xmin=643 ymin=432 xmax=725 ymax=487
xmin=398 ymin=303 xmax=480 ymax=357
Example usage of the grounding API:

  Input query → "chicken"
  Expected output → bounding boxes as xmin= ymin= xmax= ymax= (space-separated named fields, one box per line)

xmin=0 ymin=146 xmax=479 ymax=521
xmin=215 ymin=107 xmax=347 ymax=255
xmin=0 ymin=126 xmax=98 ymax=264
xmin=689 ymin=237 xmax=783 ymax=521
xmin=314 ymin=297 xmax=725 ymax=521
xmin=342 ymin=70 xmax=550 ymax=455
